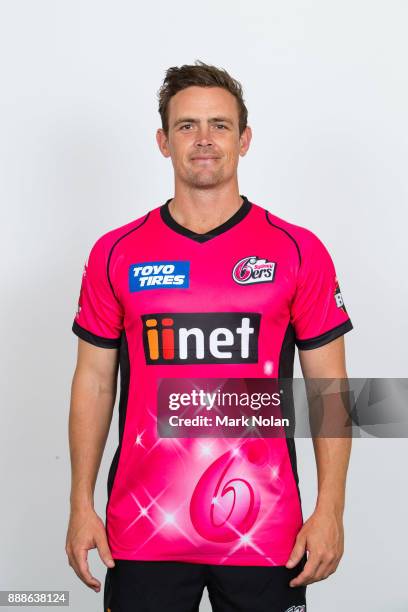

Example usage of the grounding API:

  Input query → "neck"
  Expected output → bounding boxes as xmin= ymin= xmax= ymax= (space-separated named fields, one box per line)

xmin=168 ymin=183 xmax=243 ymax=234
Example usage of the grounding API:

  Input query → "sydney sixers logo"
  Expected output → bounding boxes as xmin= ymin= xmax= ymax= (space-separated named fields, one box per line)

xmin=189 ymin=440 xmax=269 ymax=542
xmin=232 ymin=256 xmax=276 ymax=285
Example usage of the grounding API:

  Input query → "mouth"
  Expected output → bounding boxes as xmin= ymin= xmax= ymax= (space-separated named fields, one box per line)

xmin=190 ymin=157 xmax=220 ymax=162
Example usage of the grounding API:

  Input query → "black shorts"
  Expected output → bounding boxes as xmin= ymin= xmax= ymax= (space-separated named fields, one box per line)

xmin=103 ymin=555 xmax=307 ymax=612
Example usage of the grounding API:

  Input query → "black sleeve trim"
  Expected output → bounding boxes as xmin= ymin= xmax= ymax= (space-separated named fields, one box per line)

xmin=295 ymin=318 xmax=353 ymax=350
xmin=72 ymin=320 xmax=121 ymax=349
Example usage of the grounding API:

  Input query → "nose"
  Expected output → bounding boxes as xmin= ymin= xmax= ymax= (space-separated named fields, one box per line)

xmin=195 ymin=124 xmax=213 ymax=147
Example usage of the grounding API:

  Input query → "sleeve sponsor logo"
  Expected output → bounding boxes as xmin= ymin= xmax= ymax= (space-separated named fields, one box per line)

xmin=334 ymin=276 xmax=347 ymax=314
xmin=82 ymin=256 xmax=88 ymax=278
xmin=129 ymin=261 xmax=190 ymax=292
xmin=141 ymin=312 xmax=261 ymax=364
xmin=75 ymin=257 xmax=88 ymax=317
xmin=232 ymin=256 xmax=276 ymax=285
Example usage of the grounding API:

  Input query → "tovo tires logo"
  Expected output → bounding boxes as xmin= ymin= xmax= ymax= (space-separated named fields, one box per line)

xmin=142 ymin=312 xmax=261 ymax=365
xmin=129 ymin=261 xmax=189 ymax=292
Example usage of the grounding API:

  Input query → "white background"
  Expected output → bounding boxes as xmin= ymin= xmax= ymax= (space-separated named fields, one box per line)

xmin=1 ymin=1 xmax=407 ymax=610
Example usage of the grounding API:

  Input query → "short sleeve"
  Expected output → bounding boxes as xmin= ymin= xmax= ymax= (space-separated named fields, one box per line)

xmin=72 ymin=236 xmax=124 ymax=348
xmin=290 ymin=231 xmax=353 ymax=350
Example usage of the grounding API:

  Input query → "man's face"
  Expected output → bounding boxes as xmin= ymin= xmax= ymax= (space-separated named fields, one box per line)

xmin=156 ymin=86 xmax=251 ymax=189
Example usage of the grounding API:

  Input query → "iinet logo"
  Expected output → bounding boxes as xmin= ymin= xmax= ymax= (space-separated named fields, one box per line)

xmin=141 ymin=312 xmax=261 ymax=365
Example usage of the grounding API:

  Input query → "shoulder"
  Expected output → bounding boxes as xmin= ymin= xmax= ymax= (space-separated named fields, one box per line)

xmin=86 ymin=208 xmax=155 ymax=262
xmin=254 ymin=202 xmax=331 ymax=266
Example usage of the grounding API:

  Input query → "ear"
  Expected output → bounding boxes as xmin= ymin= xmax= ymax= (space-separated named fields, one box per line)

xmin=239 ymin=125 xmax=252 ymax=157
xmin=156 ymin=128 xmax=171 ymax=158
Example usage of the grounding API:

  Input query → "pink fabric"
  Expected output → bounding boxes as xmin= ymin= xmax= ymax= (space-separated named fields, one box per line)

xmin=73 ymin=199 xmax=352 ymax=566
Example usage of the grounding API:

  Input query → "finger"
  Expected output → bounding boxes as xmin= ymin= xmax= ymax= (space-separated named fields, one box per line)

xmin=75 ymin=548 xmax=101 ymax=591
xmin=313 ymin=556 xmax=338 ymax=581
xmin=290 ymin=555 xmax=323 ymax=587
xmin=285 ymin=536 xmax=306 ymax=568
xmin=95 ymin=531 xmax=115 ymax=568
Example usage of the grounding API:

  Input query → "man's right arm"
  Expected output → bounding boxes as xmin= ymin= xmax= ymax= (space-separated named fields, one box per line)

xmin=65 ymin=338 xmax=119 ymax=593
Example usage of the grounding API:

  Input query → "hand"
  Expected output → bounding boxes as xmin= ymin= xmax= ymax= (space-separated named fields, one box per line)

xmin=65 ymin=507 xmax=115 ymax=592
xmin=285 ymin=507 xmax=344 ymax=587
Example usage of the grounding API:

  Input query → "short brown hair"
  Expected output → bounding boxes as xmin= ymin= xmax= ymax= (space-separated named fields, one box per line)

xmin=157 ymin=60 xmax=248 ymax=136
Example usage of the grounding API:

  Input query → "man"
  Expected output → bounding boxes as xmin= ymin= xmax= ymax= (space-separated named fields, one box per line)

xmin=66 ymin=60 xmax=353 ymax=612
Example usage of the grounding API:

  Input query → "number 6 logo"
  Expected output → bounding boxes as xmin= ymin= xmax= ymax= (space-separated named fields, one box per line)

xmin=189 ymin=440 xmax=268 ymax=542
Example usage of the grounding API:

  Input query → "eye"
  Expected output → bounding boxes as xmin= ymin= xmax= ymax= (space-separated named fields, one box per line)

xmin=216 ymin=124 xmax=227 ymax=129
xmin=180 ymin=124 xmax=192 ymax=130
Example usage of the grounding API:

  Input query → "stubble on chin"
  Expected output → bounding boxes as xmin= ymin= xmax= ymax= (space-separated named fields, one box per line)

xmin=184 ymin=167 xmax=225 ymax=188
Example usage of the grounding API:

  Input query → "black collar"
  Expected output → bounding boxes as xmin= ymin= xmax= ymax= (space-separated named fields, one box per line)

xmin=160 ymin=195 xmax=252 ymax=243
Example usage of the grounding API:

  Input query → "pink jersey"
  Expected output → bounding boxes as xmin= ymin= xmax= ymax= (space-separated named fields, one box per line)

xmin=72 ymin=195 xmax=353 ymax=566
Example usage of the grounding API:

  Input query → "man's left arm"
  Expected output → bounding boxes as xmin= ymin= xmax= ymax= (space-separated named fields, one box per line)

xmin=286 ymin=335 xmax=352 ymax=587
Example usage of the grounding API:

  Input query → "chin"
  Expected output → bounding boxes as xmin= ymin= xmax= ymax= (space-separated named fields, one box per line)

xmin=191 ymin=179 xmax=223 ymax=189
xmin=187 ymin=171 xmax=225 ymax=188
